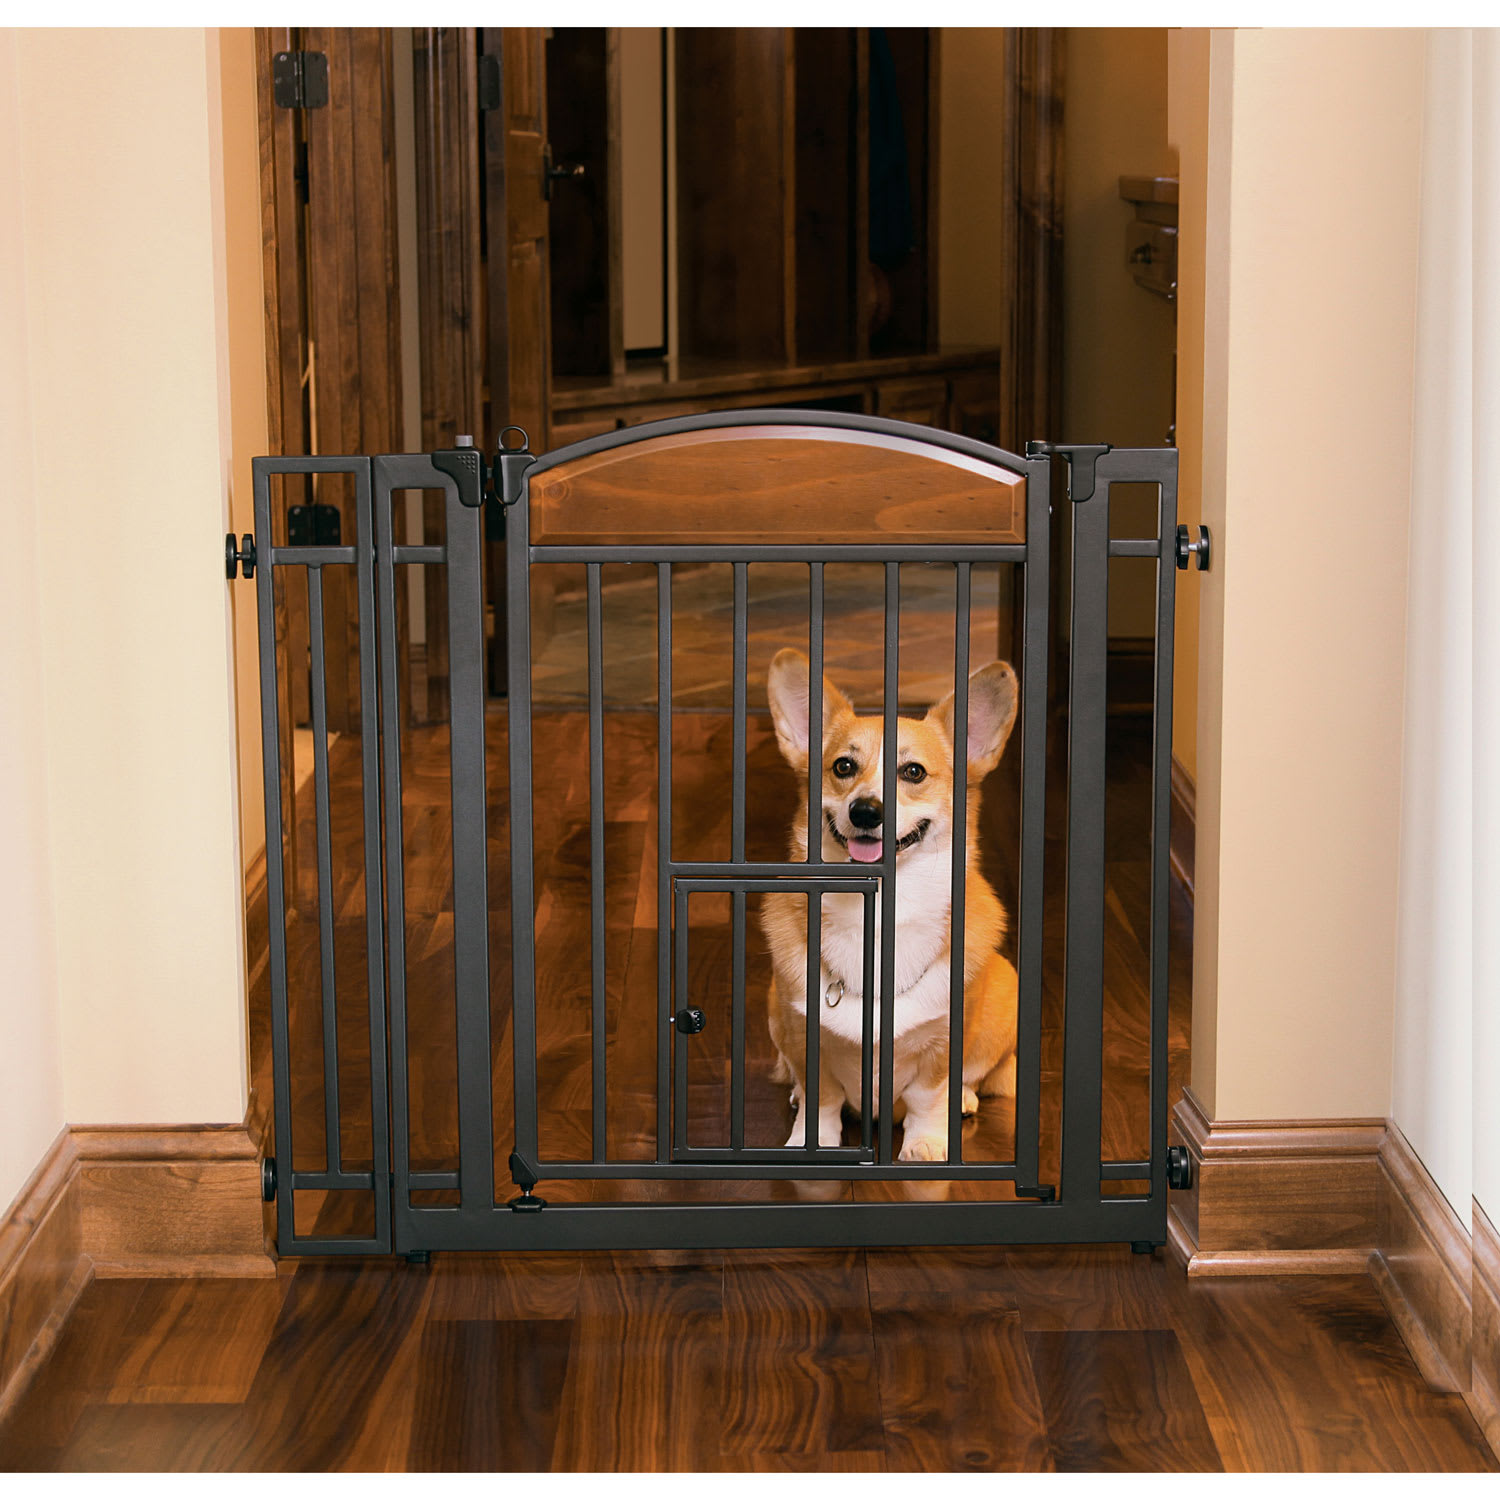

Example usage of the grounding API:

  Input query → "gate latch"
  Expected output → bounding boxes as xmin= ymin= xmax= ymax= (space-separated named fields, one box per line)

xmin=1024 ymin=441 xmax=1112 ymax=503
xmin=673 ymin=1007 xmax=707 ymax=1035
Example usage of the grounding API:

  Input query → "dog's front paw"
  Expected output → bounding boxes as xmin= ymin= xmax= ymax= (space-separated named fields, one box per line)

xmin=898 ymin=1134 xmax=948 ymax=1163
xmin=961 ymin=1086 xmax=979 ymax=1117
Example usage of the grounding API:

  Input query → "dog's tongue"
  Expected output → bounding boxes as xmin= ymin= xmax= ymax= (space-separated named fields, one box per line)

xmin=848 ymin=837 xmax=883 ymax=864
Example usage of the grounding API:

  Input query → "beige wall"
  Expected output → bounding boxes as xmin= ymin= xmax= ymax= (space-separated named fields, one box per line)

xmin=3 ymin=29 xmax=248 ymax=1133
xmin=1062 ymin=29 xmax=1176 ymax=640
xmin=937 ymin=28 xmax=1007 ymax=348
xmin=1190 ymin=28 xmax=1423 ymax=1119
xmin=1166 ymin=29 xmax=1208 ymax=784
xmin=1393 ymin=29 xmax=1472 ymax=1220
xmin=1475 ymin=29 xmax=1500 ymax=1228
xmin=0 ymin=30 xmax=66 ymax=1213
xmin=220 ymin=29 xmax=270 ymax=872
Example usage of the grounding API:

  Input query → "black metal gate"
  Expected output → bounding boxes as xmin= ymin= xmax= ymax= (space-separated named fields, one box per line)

xmin=241 ymin=411 xmax=1195 ymax=1258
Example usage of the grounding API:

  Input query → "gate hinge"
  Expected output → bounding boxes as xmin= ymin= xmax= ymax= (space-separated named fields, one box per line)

xmin=1024 ymin=441 xmax=1112 ymax=504
xmin=477 ymin=54 xmax=502 ymax=112
xmin=273 ymin=51 xmax=329 ymax=110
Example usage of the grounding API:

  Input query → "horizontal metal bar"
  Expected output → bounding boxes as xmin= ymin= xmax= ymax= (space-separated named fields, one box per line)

xmin=271 ymin=545 xmax=357 ymax=567
xmin=290 ymin=1170 xmax=375 ymax=1191
xmin=1108 ymin=539 xmax=1162 ymax=557
xmin=1101 ymin=1162 xmax=1152 ymax=1179
xmin=533 ymin=544 xmax=1027 ymax=565
xmin=526 ymin=1160 xmax=1021 ymax=1181
xmin=408 ymin=1171 xmax=461 ymax=1191
xmin=391 ymin=1196 xmax=1163 ymax=1255
xmin=674 ymin=876 xmax=879 ymax=896
xmin=669 ymin=861 xmax=883 ymax=880
xmin=252 ymin=453 xmax=370 ymax=475
xmin=281 ymin=1235 xmax=393 ymax=1256
xmin=392 ymin=544 xmax=446 ymax=565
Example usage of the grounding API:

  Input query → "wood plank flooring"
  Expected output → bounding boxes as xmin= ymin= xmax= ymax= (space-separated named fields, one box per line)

xmin=2 ymin=1246 xmax=1492 ymax=1471
xmin=7 ymin=585 xmax=1492 ymax=1469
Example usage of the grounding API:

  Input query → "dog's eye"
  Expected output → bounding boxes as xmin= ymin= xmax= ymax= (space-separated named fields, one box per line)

xmin=899 ymin=762 xmax=927 ymax=784
xmin=832 ymin=756 xmax=857 ymax=779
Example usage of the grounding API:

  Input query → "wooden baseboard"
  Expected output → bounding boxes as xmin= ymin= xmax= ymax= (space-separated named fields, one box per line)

xmin=1470 ymin=1205 xmax=1500 ymax=1454
xmin=1169 ymin=755 xmax=1195 ymax=898
xmin=0 ymin=1118 xmax=275 ymax=1421
xmin=0 ymin=1131 xmax=91 ymax=1423
xmin=1370 ymin=1123 xmax=1471 ymax=1394
xmin=1168 ymin=1089 xmax=1386 ymax=1277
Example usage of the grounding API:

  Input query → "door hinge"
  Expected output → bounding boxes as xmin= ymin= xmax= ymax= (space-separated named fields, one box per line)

xmin=273 ymin=51 xmax=329 ymax=110
xmin=477 ymin=54 xmax=501 ymax=112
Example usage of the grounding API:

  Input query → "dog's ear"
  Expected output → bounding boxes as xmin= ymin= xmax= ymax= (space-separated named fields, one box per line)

xmin=766 ymin=648 xmax=853 ymax=772
xmin=927 ymin=660 xmax=1019 ymax=776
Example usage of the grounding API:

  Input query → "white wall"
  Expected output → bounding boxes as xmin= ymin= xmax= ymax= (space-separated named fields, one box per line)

xmin=1471 ymin=31 xmax=1500 ymax=1230
xmin=0 ymin=30 xmax=65 ymax=1212
xmin=4 ymin=29 xmax=247 ymax=1133
xmin=1393 ymin=29 xmax=1473 ymax=1222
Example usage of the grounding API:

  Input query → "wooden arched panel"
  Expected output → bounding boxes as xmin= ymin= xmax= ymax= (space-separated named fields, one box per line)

xmin=528 ymin=424 xmax=1026 ymax=547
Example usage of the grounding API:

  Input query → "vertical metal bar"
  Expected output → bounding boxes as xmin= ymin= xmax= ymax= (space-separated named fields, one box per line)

xmin=253 ymin=460 xmax=295 ymax=1250
xmin=352 ymin=461 xmax=390 ymax=1245
xmin=587 ymin=564 xmax=607 ymax=1162
xmin=1148 ymin=456 xmax=1179 ymax=1211
xmin=731 ymin=562 xmax=748 ymax=1150
xmin=674 ymin=886 xmax=691 ymax=1152
xmin=807 ymin=563 xmax=826 ymax=1152
xmin=305 ymin=564 xmax=342 ymax=1174
xmin=861 ymin=885 xmax=877 ymax=1151
xmin=372 ymin=459 xmax=411 ymax=1242
xmin=947 ymin=563 xmax=971 ymax=1157
xmin=879 ymin=562 xmax=899 ymax=1162
xmin=804 ymin=891 xmax=822 ymax=1150
xmin=1060 ymin=477 xmax=1110 ymax=1204
xmin=447 ymin=479 xmax=494 ymax=1210
xmin=1016 ymin=462 xmax=1051 ymax=1192
xmin=807 ymin=564 xmax=824 ymax=862
xmin=656 ymin=562 xmax=672 ymax=1163
xmin=506 ymin=467 xmax=541 ymax=1175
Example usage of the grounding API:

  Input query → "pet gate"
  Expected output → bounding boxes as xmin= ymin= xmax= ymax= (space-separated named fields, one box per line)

xmin=234 ymin=410 xmax=1199 ymax=1258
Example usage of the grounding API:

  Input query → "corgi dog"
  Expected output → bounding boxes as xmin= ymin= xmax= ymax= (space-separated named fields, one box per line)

xmin=760 ymin=649 xmax=1021 ymax=1162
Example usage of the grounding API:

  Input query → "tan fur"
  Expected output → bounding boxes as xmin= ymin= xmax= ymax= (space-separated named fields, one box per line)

xmin=760 ymin=648 xmax=1021 ymax=1162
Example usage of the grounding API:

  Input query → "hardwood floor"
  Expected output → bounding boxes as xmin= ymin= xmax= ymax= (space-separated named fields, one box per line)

xmin=1 ymin=1246 xmax=1492 ymax=1471
xmin=5 ymin=586 xmax=1492 ymax=1470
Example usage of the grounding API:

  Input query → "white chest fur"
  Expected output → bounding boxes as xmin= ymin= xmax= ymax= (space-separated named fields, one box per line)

xmin=773 ymin=844 xmax=959 ymax=1046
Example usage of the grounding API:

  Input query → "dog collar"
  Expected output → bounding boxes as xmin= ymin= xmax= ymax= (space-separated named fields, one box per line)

xmin=821 ymin=962 xmax=936 ymax=1009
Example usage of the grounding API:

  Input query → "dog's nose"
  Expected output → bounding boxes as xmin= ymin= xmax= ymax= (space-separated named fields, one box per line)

xmin=849 ymin=797 xmax=883 ymax=830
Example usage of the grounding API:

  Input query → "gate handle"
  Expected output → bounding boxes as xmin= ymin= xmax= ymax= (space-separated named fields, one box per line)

xmin=432 ymin=446 xmax=487 ymax=509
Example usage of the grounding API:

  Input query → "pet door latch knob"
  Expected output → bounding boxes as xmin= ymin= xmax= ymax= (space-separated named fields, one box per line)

xmin=674 ymin=1007 xmax=707 ymax=1035
xmin=1176 ymin=524 xmax=1211 ymax=571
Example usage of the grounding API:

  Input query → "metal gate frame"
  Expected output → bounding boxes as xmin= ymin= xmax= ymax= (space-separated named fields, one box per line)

xmin=243 ymin=410 xmax=1193 ymax=1259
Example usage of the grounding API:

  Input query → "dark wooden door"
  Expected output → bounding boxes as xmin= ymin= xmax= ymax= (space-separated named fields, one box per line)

xmin=483 ymin=27 xmax=554 ymax=694
xmin=256 ymin=26 xmax=407 ymax=907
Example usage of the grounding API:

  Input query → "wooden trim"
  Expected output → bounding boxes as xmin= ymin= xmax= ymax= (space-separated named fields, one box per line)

xmin=71 ymin=1125 xmax=274 ymax=1281
xmin=1470 ymin=1204 xmax=1500 ymax=1454
xmin=1370 ymin=1124 xmax=1471 ymax=1394
xmin=0 ymin=1131 xmax=90 ymax=1423
xmin=1168 ymin=1089 xmax=1387 ymax=1278
xmin=1170 ymin=754 xmax=1194 ymax=899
